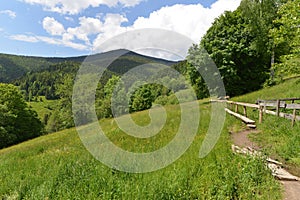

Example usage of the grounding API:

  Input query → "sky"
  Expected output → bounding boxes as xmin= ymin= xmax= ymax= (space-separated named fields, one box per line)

xmin=0 ymin=0 xmax=241 ymax=60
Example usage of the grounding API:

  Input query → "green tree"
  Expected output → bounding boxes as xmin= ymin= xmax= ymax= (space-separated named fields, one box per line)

xmin=130 ymin=84 xmax=154 ymax=112
xmin=0 ymin=83 xmax=43 ymax=148
xmin=270 ymin=0 xmax=300 ymax=78
xmin=54 ymin=74 xmax=75 ymax=130
xmin=240 ymin=0 xmax=279 ymax=61
xmin=192 ymin=8 xmax=270 ymax=96
xmin=96 ymin=75 xmax=121 ymax=119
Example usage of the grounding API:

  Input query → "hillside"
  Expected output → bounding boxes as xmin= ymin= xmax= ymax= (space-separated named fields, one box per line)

xmin=0 ymin=49 xmax=177 ymax=83
xmin=2 ymin=78 xmax=300 ymax=199
xmin=231 ymin=78 xmax=300 ymax=176
xmin=0 ymin=101 xmax=281 ymax=199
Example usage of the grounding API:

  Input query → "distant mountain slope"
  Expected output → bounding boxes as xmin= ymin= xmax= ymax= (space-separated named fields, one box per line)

xmin=0 ymin=54 xmax=52 ymax=82
xmin=0 ymin=50 xmax=177 ymax=83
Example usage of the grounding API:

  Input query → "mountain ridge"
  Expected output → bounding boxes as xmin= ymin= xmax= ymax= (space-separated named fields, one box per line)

xmin=0 ymin=49 xmax=178 ymax=83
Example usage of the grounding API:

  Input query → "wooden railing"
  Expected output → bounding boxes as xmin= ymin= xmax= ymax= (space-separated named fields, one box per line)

xmin=211 ymin=97 xmax=300 ymax=127
xmin=256 ymin=98 xmax=300 ymax=126
xmin=211 ymin=99 xmax=259 ymax=128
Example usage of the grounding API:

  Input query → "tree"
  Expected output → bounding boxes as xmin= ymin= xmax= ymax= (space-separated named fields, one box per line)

xmin=0 ymin=83 xmax=43 ymax=148
xmin=53 ymin=74 xmax=75 ymax=130
xmin=240 ymin=0 xmax=279 ymax=62
xmin=191 ymin=7 xmax=271 ymax=96
xmin=270 ymin=0 xmax=300 ymax=78
xmin=130 ymin=84 xmax=154 ymax=112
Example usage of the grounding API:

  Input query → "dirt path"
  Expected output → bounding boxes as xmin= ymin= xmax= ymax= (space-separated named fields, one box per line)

xmin=230 ymin=129 xmax=300 ymax=200
xmin=230 ymin=130 xmax=261 ymax=150
xmin=281 ymin=181 xmax=300 ymax=200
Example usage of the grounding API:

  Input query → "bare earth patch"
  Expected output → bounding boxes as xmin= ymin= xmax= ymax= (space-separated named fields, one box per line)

xmin=230 ymin=129 xmax=300 ymax=200
xmin=230 ymin=129 xmax=261 ymax=150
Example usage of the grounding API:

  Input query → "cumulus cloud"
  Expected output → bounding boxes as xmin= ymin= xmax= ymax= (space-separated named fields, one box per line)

xmin=22 ymin=0 xmax=144 ymax=15
xmin=92 ymin=0 xmax=241 ymax=58
xmin=9 ymin=15 xmax=105 ymax=51
xmin=0 ymin=10 xmax=16 ymax=19
xmin=132 ymin=0 xmax=241 ymax=42
xmin=43 ymin=17 xmax=65 ymax=36
xmin=11 ymin=0 xmax=241 ymax=59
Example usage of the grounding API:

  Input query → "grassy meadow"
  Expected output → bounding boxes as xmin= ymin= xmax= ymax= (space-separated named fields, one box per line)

xmin=232 ymin=78 xmax=300 ymax=175
xmin=27 ymin=96 xmax=58 ymax=121
xmin=0 ymin=100 xmax=281 ymax=199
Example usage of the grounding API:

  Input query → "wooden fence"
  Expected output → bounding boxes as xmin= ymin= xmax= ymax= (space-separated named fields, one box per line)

xmin=212 ymin=97 xmax=300 ymax=127
xmin=256 ymin=98 xmax=300 ymax=126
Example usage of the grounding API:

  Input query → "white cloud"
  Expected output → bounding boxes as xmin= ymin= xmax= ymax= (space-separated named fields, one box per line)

xmin=0 ymin=10 xmax=16 ymax=19
xmin=93 ymin=14 xmax=128 ymax=50
xmin=10 ymin=0 xmax=242 ymax=59
xmin=9 ymin=34 xmax=88 ymax=50
xmin=132 ymin=0 xmax=241 ymax=42
xmin=64 ymin=17 xmax=103 ymax=45
xmin=22 ymin=0 xmax=144 ymax=15
xmin=43 ymin=17 xmax=65 ymax=36
xmin=10 ymin=35 xmax=39 ymax=43
xmin=65 ymin=16 xmax=74 ymax=22
xmin=92 ymin=0 xmax=242 ymax=59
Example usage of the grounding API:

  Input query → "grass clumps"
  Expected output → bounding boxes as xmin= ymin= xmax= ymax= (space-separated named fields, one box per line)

xmin=0 ymin=102 xmax=281 ymax=199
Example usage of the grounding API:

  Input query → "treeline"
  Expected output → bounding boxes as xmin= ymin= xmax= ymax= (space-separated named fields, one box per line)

xmin=0 ymin=54 xmax=57 ymax=83
xmin=188 ymin=0 xmax=300 ymax=97
xmin=46 ymin=64 xmax=191 ymax=132
xmin=14 ymin=61 xmax=81 ymax=101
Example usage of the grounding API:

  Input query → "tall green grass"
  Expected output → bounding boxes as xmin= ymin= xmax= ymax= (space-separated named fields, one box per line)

xmin=0 ymin=101 xmax=280 ymax=199
xmin=232 ymin=78 xmax=300 ymax=174
xmin=233 ymin=78 xmax=300 ymax=103
xmin=27 ymin=96 xmax=58 ymax=120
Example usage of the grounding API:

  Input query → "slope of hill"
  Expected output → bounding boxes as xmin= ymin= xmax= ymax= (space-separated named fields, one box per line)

xmin=231 ymin=78 xmax=300 ymax=175
xmin=0 ymin=54 xmax=51 ymax=82
xmin=0 ymin=101 xmax=280 ymax=199
xmin=0 ymin=49 xmax=177 ymax=83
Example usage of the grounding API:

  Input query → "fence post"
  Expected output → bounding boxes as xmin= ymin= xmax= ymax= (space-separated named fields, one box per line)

xmin=276 ymin=100 xmax=280 ymax=117
xmin=292 ymin=109 xmax=296 ymax=126
xmin=235 ymin=104 xmax=238 ymax=113
xmin=243 ymin=106 xmax=247 ymax=117
xmin=259 ymin=106 xmax=263 ymax=123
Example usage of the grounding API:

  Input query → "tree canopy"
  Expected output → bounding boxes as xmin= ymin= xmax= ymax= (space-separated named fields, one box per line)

xmin=187 ymin=0 xmax=281 ymax=96
xmin=0 ymin=83 xmax=43 ymax=148
xmin=271 ymin=0 xmax=300 ymax=78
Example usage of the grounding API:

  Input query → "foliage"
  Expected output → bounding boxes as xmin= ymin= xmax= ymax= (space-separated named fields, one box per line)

xmin=46 ymin=74 xmax=75 ymax=132
xmin=270 ymin=0 xmax=300 ymax=78
xmin=14 ymin=61 xmax=80 ymax=100
xmin=0 ymin=54 xmax=50 ymax=83
xmin=240 ymin=0 xmax=279 ymax=60
xmin=187 ymin=0 xmax=285 ymax=96
xmin=0 ymin=83 xmax=43 ymax=148
xmin=194 ymin=7 xmax=274 ymax=97
xmin=130 ymin=84 xmax=156 ymax=112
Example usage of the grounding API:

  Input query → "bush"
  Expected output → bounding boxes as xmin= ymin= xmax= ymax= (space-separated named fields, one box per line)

xmin=0 ymin=83 xmax=43 ymax=148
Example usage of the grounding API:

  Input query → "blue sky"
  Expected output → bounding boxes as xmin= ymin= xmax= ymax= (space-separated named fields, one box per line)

xmin=0 ymin=0 xmax=241 ymax=59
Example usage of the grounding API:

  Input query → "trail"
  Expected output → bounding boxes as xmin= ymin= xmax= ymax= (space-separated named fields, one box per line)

xmin=230 ymin=129 xmax=300 ymax=200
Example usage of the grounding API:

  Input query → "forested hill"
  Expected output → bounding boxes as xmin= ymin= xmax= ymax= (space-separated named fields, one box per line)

xmin=0 ymin=49 xmax=177 ymax=83
xmin=0 ymin=53 xmax=52 ymax=82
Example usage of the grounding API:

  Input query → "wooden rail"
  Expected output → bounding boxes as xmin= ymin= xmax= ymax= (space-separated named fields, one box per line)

xmin=211 ymin=99 xmax=258 ymax=128
xmin=212 ymin=97 xmax=300 ymax=127
xmin=257 ymin=98 xmax=300 ymax=126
